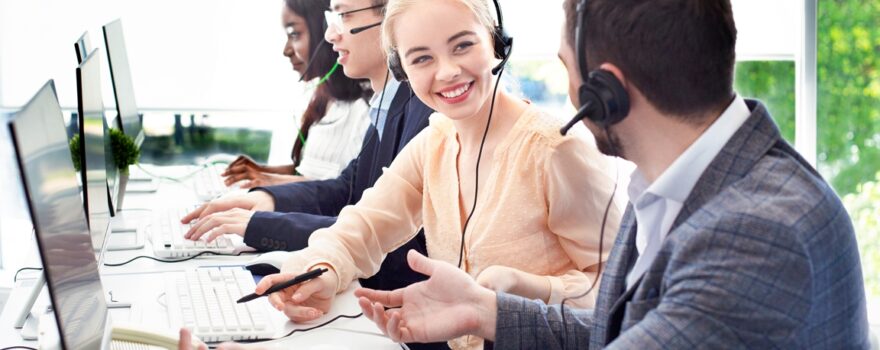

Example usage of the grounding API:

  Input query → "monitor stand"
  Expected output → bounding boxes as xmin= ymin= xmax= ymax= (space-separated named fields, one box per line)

xmin=126 ymin=165 xmax=159 ymax=193
xmin=107 ymin=211 xmax=149 ymax=251
xmin=105 ymin=226 xmax=146 ymax=251
xmin=7 ymin=273 xmax=45 ymax=340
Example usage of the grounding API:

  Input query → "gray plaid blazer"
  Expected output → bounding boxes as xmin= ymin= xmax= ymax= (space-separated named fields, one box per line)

xmin=493 ymin=100 xmax=870 ymax=349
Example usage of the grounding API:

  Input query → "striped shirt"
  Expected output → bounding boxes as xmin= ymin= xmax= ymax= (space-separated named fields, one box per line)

xmin=294 ymin=99 xmax=371 ymax=180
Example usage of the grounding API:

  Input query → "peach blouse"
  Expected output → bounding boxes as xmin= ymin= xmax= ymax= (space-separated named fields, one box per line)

xmin=286 ymin=105 xmax=620 ymax=308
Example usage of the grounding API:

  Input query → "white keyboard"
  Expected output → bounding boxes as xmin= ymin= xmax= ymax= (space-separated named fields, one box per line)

xmin=165 ymin=267 xmax=274 ymax=343
xmin=193 ymin=165 xmax=228 ymax=201
xmin=151 ymin=207 xmax=235 ymax=258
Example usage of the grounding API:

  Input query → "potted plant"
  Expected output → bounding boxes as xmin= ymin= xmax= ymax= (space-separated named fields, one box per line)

xmin=69 ymin=128 xmax=140 ymax=210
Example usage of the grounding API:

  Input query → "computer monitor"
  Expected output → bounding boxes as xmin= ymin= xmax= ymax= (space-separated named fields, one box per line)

xmin=103 ymin=19 xmax=144 ymax=147
xmin=77 ymin=49 xmax=115 ymax=244
xmin=8 ymin=80 xmax=111 ymax=350
xmin=74 ymin=31 xmax=91 ymax=64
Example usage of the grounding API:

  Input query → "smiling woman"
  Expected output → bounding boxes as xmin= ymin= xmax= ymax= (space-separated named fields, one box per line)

xmin=269 ymin=1 xmax=621 ymax=349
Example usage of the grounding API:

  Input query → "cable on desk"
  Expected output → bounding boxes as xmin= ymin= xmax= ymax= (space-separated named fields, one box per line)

xmin=103 ymin=251 xmax=253 ymax=267
xmin=221 ymin=312 xmax=365 ymax=348
xmin=13 ymin=267 xmax=42 ymax=283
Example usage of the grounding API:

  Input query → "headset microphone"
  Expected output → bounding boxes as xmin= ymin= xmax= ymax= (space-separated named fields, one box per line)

xmin=560 ymin=101 xmax=593 ymax=135
xmin=490 ymin=46 xmax=511 ymax=76
xmin=349 ymin=22 xmax=382 ymax=35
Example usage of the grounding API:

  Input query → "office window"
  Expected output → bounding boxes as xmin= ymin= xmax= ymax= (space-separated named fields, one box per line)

xmin=138 ymin=113 xmax=273 ymax=165
xmin=735 ymin=61 xmax=796 ymax=143
xmin=732 ymin=0 xmax=880 ymax=323
xmin=508 ymin=59 xmax=572 ymax=115
xmin=816 ymin=0 xmax=880 ymax=319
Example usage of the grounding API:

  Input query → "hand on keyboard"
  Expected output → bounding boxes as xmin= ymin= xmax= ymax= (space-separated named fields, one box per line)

xmin=221 ymin=156 xmax=271 ymax=187
xmin=181 ymin=191 xmax=275 ymax=226
xmin=256 ymin=265 xmax=339 ymax=323
xmin=238 ymin=172 xmax=307 ymax=190
xmin=221 ymin=156 xmax=300 ymax=188
xmin=184 ymin=208 xmax=254 ymax=242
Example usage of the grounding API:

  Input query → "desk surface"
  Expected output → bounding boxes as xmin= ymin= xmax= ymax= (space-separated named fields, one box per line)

xmin=0 ymin=168 xmax=402 ymax=349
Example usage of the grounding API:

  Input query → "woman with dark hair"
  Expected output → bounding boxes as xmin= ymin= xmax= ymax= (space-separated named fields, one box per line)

xmin=222 ymin=0 xmax=371 ymax=188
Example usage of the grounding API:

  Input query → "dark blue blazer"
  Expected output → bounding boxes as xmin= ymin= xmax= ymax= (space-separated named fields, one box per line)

xmin=244 ymin=82 xmax=433 ymax=292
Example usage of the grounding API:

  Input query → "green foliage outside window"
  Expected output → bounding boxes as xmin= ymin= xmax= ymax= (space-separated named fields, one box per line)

xmin=844 ymin=174 xmax=880 ymax=299
xmin=734 ymin=0 xmax=880 ymax=305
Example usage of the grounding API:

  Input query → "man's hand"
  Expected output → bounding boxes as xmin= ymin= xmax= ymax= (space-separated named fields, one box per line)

xmin=181 ymin=191 xmax=275 ymax=225
xmin=257 ymin=265 xmax=340 ymax=323
xmin=184 ymin=208 xmax=254 ymax=242
xmin=355 ymin=250 xmax=498 ymax=343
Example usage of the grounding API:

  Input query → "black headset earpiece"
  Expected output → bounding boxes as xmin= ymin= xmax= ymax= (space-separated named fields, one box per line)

xmin=387 ymin=0 xmax=513 ymax=81
xmin=388 ymin=49 xmax=407 ymax=82
xmin=489 ymin=0 xmax=513 ymax=75
xmin=579 ymin=69 xmax=630 ymax=127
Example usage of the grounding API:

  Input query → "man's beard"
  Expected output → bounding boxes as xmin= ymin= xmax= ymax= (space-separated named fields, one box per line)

xmin=591 ymin=124 xmax=624 ymax=158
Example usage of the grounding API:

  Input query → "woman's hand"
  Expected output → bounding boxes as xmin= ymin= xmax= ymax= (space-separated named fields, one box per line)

xmin=475 ymin=265 xmax=519 ymax=294
xmin=477 ymin=265 xmax=552 ymax=302
xmin=239 ymin=173 xmax=307 ymax=189
xmin=257 ymin=265 xmax=340 ymax=323
xmin=222 ymin=156 xmax=298 ymax=187
xmin=222 ymin=156 xmax=267 ymax=186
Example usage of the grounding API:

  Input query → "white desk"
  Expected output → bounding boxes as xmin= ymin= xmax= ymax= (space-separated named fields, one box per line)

xmin=0 ymin=166 xmax=403 ymax=349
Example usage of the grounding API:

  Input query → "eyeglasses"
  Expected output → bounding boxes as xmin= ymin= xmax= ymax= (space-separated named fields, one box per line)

xmin=324 ymin=4 xmax=384 ymax=33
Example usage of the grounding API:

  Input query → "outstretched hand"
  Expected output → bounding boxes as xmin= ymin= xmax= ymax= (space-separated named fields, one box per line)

xmin=354 ymin=250 xmax=498 ymax=343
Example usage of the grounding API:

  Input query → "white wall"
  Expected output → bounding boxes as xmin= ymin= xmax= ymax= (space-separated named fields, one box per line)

xmin=0 ymin=0 xmax=797 ymax=111
xmin=0 ymin=0 xmax=301 ymax=111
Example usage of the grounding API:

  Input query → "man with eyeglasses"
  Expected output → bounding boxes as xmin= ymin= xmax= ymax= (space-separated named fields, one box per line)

xmin=180 ymin=3 xmax=444 ymax=349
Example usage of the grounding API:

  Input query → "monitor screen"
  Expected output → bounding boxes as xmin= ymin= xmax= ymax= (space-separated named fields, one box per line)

xmin=74 ymin=31 xmax=91 ymax=64
xmin=8 ymin=80 xmax=108 ymax=350
xmin=77 ymin=48 xmax=114 ymax=250
xmin=103 ymin=19 xmax=143 ymax=146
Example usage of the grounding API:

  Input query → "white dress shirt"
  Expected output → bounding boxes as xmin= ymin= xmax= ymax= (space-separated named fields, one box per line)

xmin=625 ymin=96 xmax=751 ymax=288
xmin=294 ymin=99 xmax=371 ymax=180
xmin=369 ymin=77 xmax=400 ymax=141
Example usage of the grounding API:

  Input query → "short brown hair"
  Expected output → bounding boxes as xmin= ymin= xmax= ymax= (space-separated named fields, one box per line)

xmin=564 ymin=0 xmax=737 ymax=120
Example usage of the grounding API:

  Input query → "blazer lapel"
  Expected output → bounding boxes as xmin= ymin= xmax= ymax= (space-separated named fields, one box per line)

xmin=592 ymin=205 xmax=638 ymax=347
xmin=371 ymin=82 xmax=413 ymax=181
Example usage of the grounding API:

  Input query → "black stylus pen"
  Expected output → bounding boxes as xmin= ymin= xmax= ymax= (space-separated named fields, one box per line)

xmin=236 ymin=268 xmax=329 ymax=303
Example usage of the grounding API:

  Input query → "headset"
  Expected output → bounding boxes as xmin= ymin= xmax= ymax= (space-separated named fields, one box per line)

xmin=385 ymin=0 xmax=513 ymax=270
xmin=387 ymin=0 xmax=513 ymax=82
xmin=559 ymin=0 xmax=631 ymax=135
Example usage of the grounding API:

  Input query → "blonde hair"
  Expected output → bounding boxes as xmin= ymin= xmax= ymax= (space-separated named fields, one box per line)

xmin=381 ymin=0 xmax=497 ymax=54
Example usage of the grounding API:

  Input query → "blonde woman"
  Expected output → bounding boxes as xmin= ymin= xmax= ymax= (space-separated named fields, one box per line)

xmin=256 ymin=0 xmax=620 ymax=348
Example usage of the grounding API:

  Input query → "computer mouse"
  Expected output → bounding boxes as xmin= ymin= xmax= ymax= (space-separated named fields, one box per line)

xmin=244 ymin=251 xmax=291 ymax=276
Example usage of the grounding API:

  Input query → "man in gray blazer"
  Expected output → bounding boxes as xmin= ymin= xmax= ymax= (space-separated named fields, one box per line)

xmin=353 ymin=0 xmax=871 ymax=348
